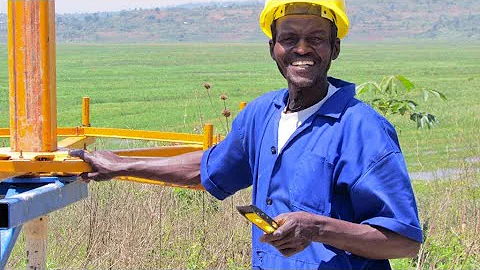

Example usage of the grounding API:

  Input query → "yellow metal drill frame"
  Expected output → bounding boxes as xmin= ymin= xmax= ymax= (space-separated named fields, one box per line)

xmin=0 ymin=96 xmax=226 ymax=190
xmin=1 ymin=2 xmax=245 ymax=269
xmin=1 ymin=0 xmax=246 ymax=190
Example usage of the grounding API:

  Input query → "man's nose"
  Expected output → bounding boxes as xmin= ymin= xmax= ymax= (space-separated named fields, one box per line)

xmin=293 ymin=39 xmax=312 ymax=55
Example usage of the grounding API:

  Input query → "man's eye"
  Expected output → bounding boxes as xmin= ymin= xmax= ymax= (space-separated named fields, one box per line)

xmin=309 ymin=37 xmax=326 ymax=44
xmin=279 ymin=37 xmax=296 ymax=44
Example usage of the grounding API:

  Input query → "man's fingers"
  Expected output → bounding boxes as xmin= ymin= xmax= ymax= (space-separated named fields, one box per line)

xmin=260 ymin=232 xmax=282 ymax=243
xmin=268 ymin=230 xmax=295 ymax=247
xmin=279 ymin=248 xmax=298 ymax=258
xmin=272 ymin=219 xmax=294 ymax=237
xmin=69 ymin=149 xmax=98 ymax=172
xmin=79 ymin=172 xmax=91 ymax=183
xmin=271 ymin=232 xmax=294 ymax=246
xmin=90 ymin=172 xmax=114 ymax=182
xmin=274 ymin=213 xmax=289 ymax=226
xmin=260 ymin=214 xmax=295 ymax=243
xmin=260 ymin=220 xmax=294 ymax=243
xmin=70 ymin=149 xmax=113 ymax=182
xmin=69 ymin=149 xmax=89 ymax=160
xmin=78 ymin=172 xmax=111 ymax=182
xmin=275 ymin=237 xmax=309 ymax=257
xmin=274 ymin=239 xmax=307 ymax=252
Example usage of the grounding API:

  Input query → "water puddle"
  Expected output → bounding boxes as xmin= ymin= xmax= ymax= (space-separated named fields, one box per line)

xmin=409 ymin=156 xmax=480 ymax=181
xmin=465 ymin=156 xmax=480 ymax=164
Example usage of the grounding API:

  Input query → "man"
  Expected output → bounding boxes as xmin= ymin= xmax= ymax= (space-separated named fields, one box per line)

xmin=70 ymin=0 xmax=423 ymax=269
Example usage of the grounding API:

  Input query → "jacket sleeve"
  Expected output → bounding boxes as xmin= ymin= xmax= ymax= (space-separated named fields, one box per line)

xmin=351 ymin=152 xmax=423 ymax=243
xmin=200 ymin=109 xmax=253 ymax=200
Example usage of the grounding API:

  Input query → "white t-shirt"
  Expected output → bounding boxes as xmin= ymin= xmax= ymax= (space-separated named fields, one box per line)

xmin=278 ymin=83 xmax=339 ymax=153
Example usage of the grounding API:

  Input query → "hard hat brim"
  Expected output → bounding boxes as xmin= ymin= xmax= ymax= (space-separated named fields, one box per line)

xmin=260 ymin=0 xmax=349 ymax=39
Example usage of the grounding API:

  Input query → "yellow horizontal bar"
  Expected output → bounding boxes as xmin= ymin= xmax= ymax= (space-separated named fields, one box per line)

xmin=112 ymin=145 xmax=203 ymax=157
xmin=0 ymin=127 xmax=85 ymax=138
xmin=0 ymin=149 xmax=68 ymax=160
xmin=58 ymin=136 xmax=96 ymax=149
xmin=1 ymin=127 xmax=220 ymax=146
xmin=58 ymin=127 xmax=84 ymax=136
xmin=83 ymin=127 xmax=204 ymax=144
xmin=117 ymin=176 xmax=204 ymax=190
xmin=0 ymin=160 xmax=91 ymax=173
xmin=0 ymin=148 xmax=205 ymax=189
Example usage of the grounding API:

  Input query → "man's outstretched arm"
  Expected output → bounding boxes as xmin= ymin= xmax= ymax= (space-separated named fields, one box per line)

xmin=69 ymin=149 xmax=203 ymax=186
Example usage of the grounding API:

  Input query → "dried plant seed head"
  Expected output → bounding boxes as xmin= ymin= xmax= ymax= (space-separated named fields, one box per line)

xmin=222 ymin=109 xmax=231 ymax=118
xmin=219 ymin=94 xmax=228 ymax=100
xmin=203 ymin=82 xmax=211 ymax=90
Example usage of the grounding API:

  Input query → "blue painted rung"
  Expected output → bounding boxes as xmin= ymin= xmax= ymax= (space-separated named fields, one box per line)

xmin=2 ymin=176 xmax=77 ymax=184
xmin=0 ymin=177 xmax=88 ymax=229
xmin=0 ymin=226 xmax=22 ymax=270
xmin=0 ymin=176 xmax=88 ymax=268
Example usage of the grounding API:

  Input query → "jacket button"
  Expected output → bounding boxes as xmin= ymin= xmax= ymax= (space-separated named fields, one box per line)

xmin=266 ymin=198 xmax=273 ymax=205
xmin=270 ymin=146 xmax=277 ymax=154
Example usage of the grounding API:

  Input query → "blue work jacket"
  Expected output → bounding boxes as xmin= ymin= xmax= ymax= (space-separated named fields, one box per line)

xmin=201 ymin=77 xmax=423 ymax=269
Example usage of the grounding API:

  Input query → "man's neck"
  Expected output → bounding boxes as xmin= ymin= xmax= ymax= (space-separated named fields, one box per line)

xmin=286 ymin=80 xmax=329 ymax=113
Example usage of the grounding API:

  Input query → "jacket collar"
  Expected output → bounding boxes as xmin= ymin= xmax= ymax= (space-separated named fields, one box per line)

xmin=272 ymin=77 xmax=356 ymax=119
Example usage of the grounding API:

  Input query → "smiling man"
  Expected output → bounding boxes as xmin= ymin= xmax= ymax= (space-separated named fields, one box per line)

xmin=71 ymin=0 xmax=423 ymax=269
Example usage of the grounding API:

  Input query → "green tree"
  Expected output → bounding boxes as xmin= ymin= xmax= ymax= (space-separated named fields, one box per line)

xmin=356 ymin=75 xmax=447 ymax=129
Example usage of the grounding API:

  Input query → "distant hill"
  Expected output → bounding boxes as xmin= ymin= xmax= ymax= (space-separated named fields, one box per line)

xmin=0 ymin=0 xmax=478 ymax=43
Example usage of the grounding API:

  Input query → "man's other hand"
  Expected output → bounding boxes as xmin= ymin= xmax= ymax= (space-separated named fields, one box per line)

xmin=69 ymin=149 xmax=122 ymax=183
xmin=260 ymin=211 xmax=320 ymax=257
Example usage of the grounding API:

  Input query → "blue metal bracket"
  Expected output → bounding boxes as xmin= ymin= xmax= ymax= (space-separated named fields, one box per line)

xmin=0 ymin=226 xmax=22 ymax=270
xmin=0 ymin=176 xmax=88 ymax=269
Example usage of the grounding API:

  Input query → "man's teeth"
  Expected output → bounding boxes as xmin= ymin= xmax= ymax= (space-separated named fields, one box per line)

xmin=291 ymin=60 xmax=314 ymax=66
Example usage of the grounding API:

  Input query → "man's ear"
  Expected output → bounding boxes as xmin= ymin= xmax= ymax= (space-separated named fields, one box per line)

xmin=269 ymin=39 xmax=275 ymax=60
xmin=331 ymin=38 xmax=341 ymax=60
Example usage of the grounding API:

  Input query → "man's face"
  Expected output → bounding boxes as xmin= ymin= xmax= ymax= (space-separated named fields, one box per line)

xmin=270 ymin=15 xmax=340 ymax=89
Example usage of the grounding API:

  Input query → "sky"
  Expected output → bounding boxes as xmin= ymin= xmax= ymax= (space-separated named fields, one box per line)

xmin=0 ymin=0 xmax=259 ymax=14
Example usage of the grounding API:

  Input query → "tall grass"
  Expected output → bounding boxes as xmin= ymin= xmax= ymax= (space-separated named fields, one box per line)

xmin=1 ymin=42 xmax=479 ymax=269
xmin=8 ymin=181 xmax=253 ymax=269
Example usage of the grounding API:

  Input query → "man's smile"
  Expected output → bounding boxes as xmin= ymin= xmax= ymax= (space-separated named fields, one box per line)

xmin=288 ymin=59 xmax=318 ymax=75
xmin=291 ymin=60 xmax=315 ymax=67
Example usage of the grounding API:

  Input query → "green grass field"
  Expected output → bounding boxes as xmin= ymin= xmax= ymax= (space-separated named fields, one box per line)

xmin=1 ymin=42 xmax=478 ymax=170
xmin=1 ymin=42 xmax=479 ymax=269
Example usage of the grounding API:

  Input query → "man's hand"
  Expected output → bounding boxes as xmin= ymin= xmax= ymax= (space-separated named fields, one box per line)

xmin=69 ymin=149 xmax=123 ymax=182
xmin=261 ymin=210 xmax=421 ymax=259
xmin=260 ymin=211 xmax=321 ymax=257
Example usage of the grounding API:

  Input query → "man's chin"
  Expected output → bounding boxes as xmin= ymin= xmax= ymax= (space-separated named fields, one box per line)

xmin=287 ymin=76 xmax=315 ymax=89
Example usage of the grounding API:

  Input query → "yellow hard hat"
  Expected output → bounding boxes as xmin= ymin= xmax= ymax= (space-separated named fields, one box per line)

xmin=260 ymin=0 xmax=350 ymax=39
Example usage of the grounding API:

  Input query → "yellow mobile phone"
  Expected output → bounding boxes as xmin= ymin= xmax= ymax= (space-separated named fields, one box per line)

xmin=236 ymin=205 xmax=278 ymax=234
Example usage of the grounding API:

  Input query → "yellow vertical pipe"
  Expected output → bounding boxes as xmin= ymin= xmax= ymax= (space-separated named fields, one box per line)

xmin=203 ymin=123 xmax=214 ymax=150
xmin=239 ymin=102 xmax=247 ymax=111
xmin=8 ymin=0 xmax=57 ymax=152
xmin=82 ymin=97 xmax=90 ymax=127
